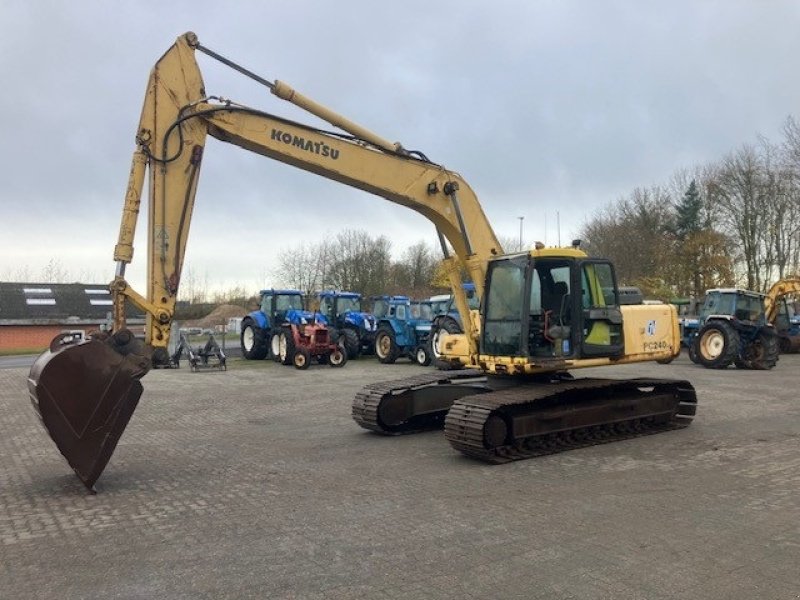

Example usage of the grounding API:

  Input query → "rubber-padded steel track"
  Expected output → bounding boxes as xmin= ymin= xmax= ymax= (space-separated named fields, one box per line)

xmin=444 ymin=378 xmax=697 ymax=463
xmin=352 ymin=369 xmax=487 ymax=434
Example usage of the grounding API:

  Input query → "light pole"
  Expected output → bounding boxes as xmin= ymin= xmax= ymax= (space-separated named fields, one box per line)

xmin=517 ymin=216 xmax=524 ymax=250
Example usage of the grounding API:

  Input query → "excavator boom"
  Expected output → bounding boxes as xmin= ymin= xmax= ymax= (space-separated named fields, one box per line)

xmin=764 ymin=278 xmax=800 ymax=323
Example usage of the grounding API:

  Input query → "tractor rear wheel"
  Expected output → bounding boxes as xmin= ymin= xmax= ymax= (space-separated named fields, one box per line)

xmin=375 ymin=326 xmax=400 ymax=364
xmin=328 ymin=347 xmax=348 ymax=368
xmin=269 ymin=332 xmax=282 ymax=362
xmin=240 ymin=319 xmax=268 ymax=360
xmin=737 ymin=328 xmax=779 ymax=370
xmin=695 ymin=320 xmax=739 ymax=369
xmin=431 ymin=318 xmax=461 ymax=359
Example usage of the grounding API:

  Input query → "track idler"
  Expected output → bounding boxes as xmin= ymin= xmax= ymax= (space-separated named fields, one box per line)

xmin=27 ymin=330 xmax=152 ymax=490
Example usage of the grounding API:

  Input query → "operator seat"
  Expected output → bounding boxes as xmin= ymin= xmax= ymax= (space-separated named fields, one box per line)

xmin=546 ymin=281 xmax=571 ymax=354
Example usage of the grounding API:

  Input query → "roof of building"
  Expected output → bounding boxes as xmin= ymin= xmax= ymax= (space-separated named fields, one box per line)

xmin=0 ymin=282 xmax=144 ymax=324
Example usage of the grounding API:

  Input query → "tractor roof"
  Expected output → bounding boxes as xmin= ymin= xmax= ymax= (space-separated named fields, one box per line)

xmin=705 ymin=288 xmax=765 ymax=299
xmin=371 ymin=295 xmax=410 ymax=303
xmin=258 ymin=289 xmax=303 ymax=296
xmin=318 ymin=290 xmax=361 ymax=299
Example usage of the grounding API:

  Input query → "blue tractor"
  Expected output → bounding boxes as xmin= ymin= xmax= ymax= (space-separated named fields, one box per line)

xmin=317 ymin=291 xmax=378 ymax=359
xmin=428 ymin=283 xmax=480 ymax=361
xmin=240 ymin=289 xmax=308 ymax=360
xmin=371 ymin=295 xmax=434 ymax=365
xmin=689 ymin=288 xmax=779 ymax=369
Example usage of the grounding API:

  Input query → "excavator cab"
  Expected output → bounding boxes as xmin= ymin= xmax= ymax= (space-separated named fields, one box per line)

xmin=481 ymin=252 xmax=624 ymax=360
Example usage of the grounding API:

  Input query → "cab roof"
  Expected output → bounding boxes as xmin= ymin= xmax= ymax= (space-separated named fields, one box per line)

xmin=258 ymin=289 xmax=303 ymax=296
xmin=319 ymin=290 xmax=361 ymax=299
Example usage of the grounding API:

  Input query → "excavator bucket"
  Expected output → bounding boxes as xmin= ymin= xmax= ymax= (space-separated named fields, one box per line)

xmin=27 ymin=332 xmax=150 ymax=491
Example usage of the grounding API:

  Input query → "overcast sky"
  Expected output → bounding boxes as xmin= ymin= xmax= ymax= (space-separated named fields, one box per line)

xmin=2 ymin=1 xmax=799 ymax=294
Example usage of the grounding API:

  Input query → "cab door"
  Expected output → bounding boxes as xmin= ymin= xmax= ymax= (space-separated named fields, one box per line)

xmin=577 ymin=260 xmax=624 ymax=358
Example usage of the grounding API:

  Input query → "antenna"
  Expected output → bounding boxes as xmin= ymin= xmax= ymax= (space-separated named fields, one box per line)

xmin=557 ymin=211 xmax=561 ymax=246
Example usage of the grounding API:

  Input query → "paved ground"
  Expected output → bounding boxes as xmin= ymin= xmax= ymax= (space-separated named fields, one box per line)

xmin=1 ymin=352 xmax=799 ymax=599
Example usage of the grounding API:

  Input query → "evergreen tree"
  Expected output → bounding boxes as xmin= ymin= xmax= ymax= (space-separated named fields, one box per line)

xmin=674 ymin=180 xmax=703 ymax=239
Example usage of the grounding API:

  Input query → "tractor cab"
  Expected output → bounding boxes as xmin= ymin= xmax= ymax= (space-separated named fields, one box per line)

xmin=317 ymin=291 xmax=377 ymax=357
xmin=259 ymin=289 xmax=305 ymax=324
xmin=318 ymin=291 xmax=362 ymax=322
xmin=371 ymin=295 xmax=410 ymax=320
xmin=698 ymin=289 xmax=767 ymax=325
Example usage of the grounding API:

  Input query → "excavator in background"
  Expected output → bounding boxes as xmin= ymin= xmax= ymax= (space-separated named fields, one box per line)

xmin=27 ymin=33 xmax=696 ymax=490
xmin=765 ymin=278 xmax=800 ymax=353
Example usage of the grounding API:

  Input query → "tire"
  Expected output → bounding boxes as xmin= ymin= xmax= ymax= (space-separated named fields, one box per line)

xmin=374 ymin=326 xmax=400 ymax=364
xmin=328 ymin=346 xmax=348 ymax=368
xmin=778 ymin=335 xmax=792 ymax=354
xmin=269 ymin=332 xmax=282 ymax=362
xmin=431 ymin=318 xmax=461 ymax=359
xmin=278 ymin=330 xmax=295 ymax=366
xmin=695 ymin=320 xmax=739 ymax=369
xmin=340 ymin=328 xmax=360 ymax=360
xmin=293 ymin=347 xmax=311 ymax=370
xmin=240 ymin=319 xmax=268 ymax=360
xmin=738 ymin=328 xmax=779 ymax=370
xmin=687 ymin=341 xmax=699 ymax=364
xmin=415 ymin=343 xmax=432 ymax=366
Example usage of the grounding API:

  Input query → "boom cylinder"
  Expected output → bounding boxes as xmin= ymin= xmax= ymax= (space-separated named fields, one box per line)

xmin=271 ymin=80 xmax=403 ymax=154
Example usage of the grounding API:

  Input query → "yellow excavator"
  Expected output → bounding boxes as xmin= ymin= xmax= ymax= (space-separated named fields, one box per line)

xmin=28 ymin=33 xmax=696 ymax=490
xmin=764 ymin=278 xmax=800 ymax=324
xmin=765 ymin=277 xmax=800 ymax=353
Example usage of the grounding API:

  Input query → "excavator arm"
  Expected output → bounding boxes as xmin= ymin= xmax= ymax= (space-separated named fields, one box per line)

xmin=113 ymin=32 xmax=500 ymax=361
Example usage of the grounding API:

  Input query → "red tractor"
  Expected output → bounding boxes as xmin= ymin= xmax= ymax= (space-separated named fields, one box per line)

xmin=275 ymin=311 xmax=348 ymax=370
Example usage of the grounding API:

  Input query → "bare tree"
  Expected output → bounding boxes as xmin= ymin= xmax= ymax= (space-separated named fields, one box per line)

xmin=40 ymin=258 xmax=69 ymax=283
xmin=708 ymin=140 xmax=792 ymax=291
xmin=778 ymin=117 xmax=800 ymax=276
xmin=325 ymin=230 xmax=392 ymax=297
xmin=274 ymin=240 xmax=332 ymax=294
xmin=180 ymin=264 xmax=197 ymax=302
xmin=392 ymin=241 xmax=439 ymax=294
xmin=581 ymin=186 xmax=675 ymax=293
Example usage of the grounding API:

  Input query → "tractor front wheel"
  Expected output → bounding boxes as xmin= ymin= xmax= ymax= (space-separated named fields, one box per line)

xmin=328 ymin=347 xmax=348 ymax=368
xmin=278 ymin=330 xmax=296 ymax=366
xmin=687 ymin=341 xmax=699 ymax=364
xmin=695 ymin=321 xmax=739 ymax=369
xmin=415 ymin=343 xmax=432 ymax=366
xmin=293 ymin=348 xmax=311 ymax=370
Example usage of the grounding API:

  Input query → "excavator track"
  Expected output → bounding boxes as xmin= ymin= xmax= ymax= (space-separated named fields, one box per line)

xmin=444 ymin=378 xmax=697 ymax=463
xmin=352 ymin=369 xmax=489 ymax=434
